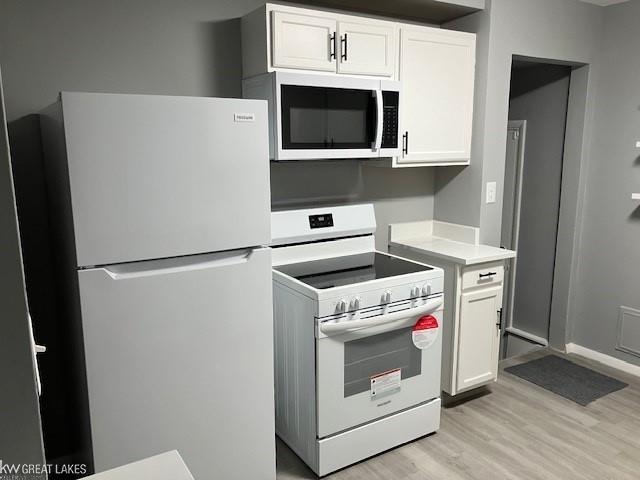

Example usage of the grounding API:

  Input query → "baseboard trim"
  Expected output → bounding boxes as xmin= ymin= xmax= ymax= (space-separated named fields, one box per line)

xmin=565 ymin=343 xmax=640 ymax=378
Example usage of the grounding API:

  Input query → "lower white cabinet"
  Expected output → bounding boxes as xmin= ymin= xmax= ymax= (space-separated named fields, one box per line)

xmin=457 ymin=286 xmax=501 ymax=392
xmin=387 ymin=242 xmax=506 ymax=396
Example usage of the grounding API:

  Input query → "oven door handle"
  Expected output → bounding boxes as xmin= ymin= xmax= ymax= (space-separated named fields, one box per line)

xmin=372 ymin=89 xmax=384 ymax=153
xmin=320 ymin=297 xmax=443 ymax=335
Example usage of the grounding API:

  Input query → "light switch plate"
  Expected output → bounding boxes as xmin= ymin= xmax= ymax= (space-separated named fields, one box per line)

xmin=636 ymin=141 xmax=640 ymax=148
xmin=486 ymin=182 xmax=497 ymax=204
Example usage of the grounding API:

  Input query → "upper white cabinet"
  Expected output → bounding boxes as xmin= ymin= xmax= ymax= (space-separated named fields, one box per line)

xmin=396 ymin=27 xmax=476 ymax=166
xmin=242 ymin=4 xmax=396 ymax=79
xmin=241 ymin=3 xmax=477 ymax=167
xmin=271 ymin=11 xmax=337 ymax=72
xmin=336 ymin=20 xmax=395 ymax=77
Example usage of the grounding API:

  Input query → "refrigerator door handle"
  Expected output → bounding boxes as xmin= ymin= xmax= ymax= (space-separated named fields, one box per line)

xmin=98 ymin=249 xmax=254 ymax=280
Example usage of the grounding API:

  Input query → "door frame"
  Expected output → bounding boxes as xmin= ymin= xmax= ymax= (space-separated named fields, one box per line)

xmin=502 ymin=121 xmax=525 ymax=336
xmin=0 ymin=67 xmax=47 ymax=471
xmin=501 ymin=120 xmax=551 ymax=350
xmin=502 ymin=120 xmax=549 ymax=347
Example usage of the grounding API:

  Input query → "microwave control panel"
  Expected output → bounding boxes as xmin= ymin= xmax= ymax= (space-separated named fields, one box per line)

xmin=381 ymin=91 xmax=399 ymax=149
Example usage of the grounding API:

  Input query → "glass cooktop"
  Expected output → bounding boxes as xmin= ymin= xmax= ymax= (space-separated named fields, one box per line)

xmin=274 ymin=252 xmax=432 ymax=289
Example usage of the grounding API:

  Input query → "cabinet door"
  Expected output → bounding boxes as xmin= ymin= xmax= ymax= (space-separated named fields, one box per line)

xmin=456 ymin=286 xmax=501 ymax=392
xmin=398 ymin=27 xmax=475 ymax=165
xmin=271 ymin=11 xmax=336 ymax=72
xmin=336 ymin=20 xmax=395 ymax=76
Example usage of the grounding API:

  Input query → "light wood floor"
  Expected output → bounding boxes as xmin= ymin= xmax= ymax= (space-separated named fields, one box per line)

xmin=276 ymin=349 xmax=640 ymax=480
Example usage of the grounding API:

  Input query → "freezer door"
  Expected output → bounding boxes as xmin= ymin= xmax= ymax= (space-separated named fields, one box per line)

xmin=77 ymin=248 xmax=275 ymax=480
xmin=61 ymin=93 xmax=270 ymax=267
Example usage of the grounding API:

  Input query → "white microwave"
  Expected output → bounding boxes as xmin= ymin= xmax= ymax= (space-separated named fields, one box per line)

xmin=243 ymin=72 xmax=401 ymax=161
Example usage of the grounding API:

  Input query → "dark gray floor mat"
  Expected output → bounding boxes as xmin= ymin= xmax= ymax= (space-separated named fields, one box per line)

xmin=504 ymin=355 xmax=627 ymax=406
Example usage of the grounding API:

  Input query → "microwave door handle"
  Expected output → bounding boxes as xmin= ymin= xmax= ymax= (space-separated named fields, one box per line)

xmin=320 ymin=296 xmax=443 ymax=335
xmin=372 ymin=89 xmax=383 ymax=152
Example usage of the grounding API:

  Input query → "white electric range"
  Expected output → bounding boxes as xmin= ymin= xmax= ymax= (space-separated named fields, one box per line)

xmin=271 ymin=204 xmax=444 ymax=476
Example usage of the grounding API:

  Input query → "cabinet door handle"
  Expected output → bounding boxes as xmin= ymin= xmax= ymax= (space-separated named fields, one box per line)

xmin=330 ymin=32 xmax=336 ymax=60
xmin=402 ymin=131 xmax=409 ymax=155
xmin=497 ymin=308 xmax=503 ymax=329
xmin=479 ymin=272 xmax=497 ymax=279
xmin=341 ymin=33 xmax=348 ymax=61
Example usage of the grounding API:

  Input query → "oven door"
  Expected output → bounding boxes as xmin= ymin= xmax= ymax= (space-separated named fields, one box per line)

xmin=316 ymin=297 xmax=443 ymax=438
xmin=274 ymin=72 xmax=384 ymax=160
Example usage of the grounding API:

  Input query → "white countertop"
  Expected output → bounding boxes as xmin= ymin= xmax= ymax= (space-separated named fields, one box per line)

xmin=388 ymin=220 xmax=516 ymax=266
xmin=391 ymin=236 xmax=516 ymax=265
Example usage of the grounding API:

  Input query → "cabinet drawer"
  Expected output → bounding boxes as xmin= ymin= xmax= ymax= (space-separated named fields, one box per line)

xmin=461 ymin=262 xmax=504 ymax=290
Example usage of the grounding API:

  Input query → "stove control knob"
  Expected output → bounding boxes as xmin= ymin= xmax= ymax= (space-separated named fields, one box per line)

xmin=422 ymin=283 xmax=432 ymax=297
xmin=336 ymin=299 xmax=347 ymax=313
xmin=382 ymin=290 xmax=392 ymax=304
xmin=411 ymin=286 xmax=421 ymax=298
xmin=350 ymin=297 xmax=361 ymax=311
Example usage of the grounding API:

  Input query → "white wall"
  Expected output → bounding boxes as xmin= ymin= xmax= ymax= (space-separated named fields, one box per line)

xmin=568 ymin=0 xmax=640 ymax=366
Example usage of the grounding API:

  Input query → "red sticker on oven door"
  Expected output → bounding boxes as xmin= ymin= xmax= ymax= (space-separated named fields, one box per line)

xmin=412 ymin=315 xmax=439 ymax=349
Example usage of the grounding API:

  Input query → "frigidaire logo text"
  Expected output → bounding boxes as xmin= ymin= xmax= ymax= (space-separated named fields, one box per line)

xmin=234 ymin=113 xmax=256 ymax=122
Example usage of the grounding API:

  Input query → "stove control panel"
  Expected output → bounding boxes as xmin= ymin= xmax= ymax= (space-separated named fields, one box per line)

xmin=321 ymin=275 xmax=444 ymax=318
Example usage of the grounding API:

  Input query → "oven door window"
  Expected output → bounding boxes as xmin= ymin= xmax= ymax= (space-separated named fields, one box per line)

xmin=344 ymin=326 xmax=422 ymax=398
xmin=280 ymin=85 xmax=376 ymax=150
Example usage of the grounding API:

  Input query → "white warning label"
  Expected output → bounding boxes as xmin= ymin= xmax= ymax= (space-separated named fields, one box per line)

xmin=371 ymin=368 xmax=401 ymax=399
xmin=412 ymin=315 xmax=439 ymax=350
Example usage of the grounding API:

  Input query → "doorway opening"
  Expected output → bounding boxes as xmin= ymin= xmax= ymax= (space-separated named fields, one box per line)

xmin=501 ymin=58 xmax=573 ymax=358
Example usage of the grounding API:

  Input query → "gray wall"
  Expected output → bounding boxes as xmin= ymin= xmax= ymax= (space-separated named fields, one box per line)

xmin=0 ymin=0 xmax=435 ymax=464
xmin=507 ymin=65 xmax=571 ymax=340
xmin=0 ymin=68 xmax=46 ymax=475
xmin=0 ymin=0 xmax=436 ymax=251
xmin=433 ymin=7 xmax=490 ymax=228
xmin=568 ymin=0 xmax=640 ymax=365
xmin=439 ymin=0 xmax=603 ymax=243
xmin=271 ymin=161 xmax=434 ymax=250
xmin=442 ymin=0 xmax=640 ymax=365
xmin=440 ymin=0 xmax=604 ymax=351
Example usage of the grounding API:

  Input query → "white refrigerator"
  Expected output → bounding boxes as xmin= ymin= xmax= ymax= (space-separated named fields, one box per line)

xmin=40 ymin=93 xmax=275 ymax=479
